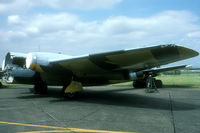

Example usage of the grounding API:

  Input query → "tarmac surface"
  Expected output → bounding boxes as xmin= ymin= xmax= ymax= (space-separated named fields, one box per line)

xmin=0 ymin=85 xmax=200 ymax=133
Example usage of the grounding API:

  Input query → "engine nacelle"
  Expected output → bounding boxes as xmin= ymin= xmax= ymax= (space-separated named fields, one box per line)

xmin=26 ymin=52 xmax=50 ymax=72
xmin=129 ymin=71 xmax=145 ymax=79
xmin=2 ymin=52 xmax=35 ymax=84
xmin=2 ymin=67 xmax=35 ymax=84
xmin=4 ymin=52 xmax=27 ymax=69
xmin=26 ymin=52 xmax=72 ymax=72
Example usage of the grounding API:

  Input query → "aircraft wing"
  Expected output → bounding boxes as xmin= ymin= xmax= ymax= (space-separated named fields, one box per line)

xmin=143 ymin=65 xmax=188 ymax=76
xmin=48 ymin=45 xmax=198 ymax=76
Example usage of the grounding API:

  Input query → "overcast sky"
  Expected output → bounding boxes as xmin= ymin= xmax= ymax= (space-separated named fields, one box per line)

xmin=0 ymin=0 xmax=200 ymax=67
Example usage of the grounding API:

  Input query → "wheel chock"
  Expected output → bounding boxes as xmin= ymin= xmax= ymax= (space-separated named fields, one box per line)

xmin=64 ymin=81 xmax=83 ymax=93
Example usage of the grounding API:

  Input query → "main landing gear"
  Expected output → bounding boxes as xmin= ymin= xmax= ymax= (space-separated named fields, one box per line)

xmin=146 ymin=75 xmax=159 ymax=93
xmin=32 ymin=73 xmax=48 ymax=94
xmin=0 ymin=82 xmax=2 ymax=88
xmin=34 ymin=79 xmax=48 ymax=94
xmin=133 ymin=75 xmax=163 ymax=93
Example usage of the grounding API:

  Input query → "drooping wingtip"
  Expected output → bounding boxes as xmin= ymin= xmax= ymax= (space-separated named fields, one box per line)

xmin=193 ymin=50 xmax=199 ymax=56
xmin=177 ymin=45 xmax=199 ymax=59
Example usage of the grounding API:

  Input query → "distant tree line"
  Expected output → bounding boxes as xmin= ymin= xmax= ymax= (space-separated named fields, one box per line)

xmin=162 ymin=70 xmax=181 ymax=75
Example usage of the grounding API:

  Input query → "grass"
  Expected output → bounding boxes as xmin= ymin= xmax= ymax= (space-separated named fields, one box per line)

xmin=112 ymin=73 xmax=200 ymax=88
xmin=1 ymin=74 xmax=200 ymax=88
xmin=157 ymin=74 xmax=200 ymax=88
xmin=0 ymin=80 xmax=27 ymax=87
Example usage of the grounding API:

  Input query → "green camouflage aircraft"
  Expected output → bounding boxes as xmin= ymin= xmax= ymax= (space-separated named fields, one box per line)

xmin=0 ymin=44 xmax=199 ymax=97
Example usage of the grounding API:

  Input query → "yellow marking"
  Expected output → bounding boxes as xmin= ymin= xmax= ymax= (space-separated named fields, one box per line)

xmin=30 ymin=63 xmax=44 ymax=73
xmin=19 ymin=130 xmax=71 ymax=133
xmin=0 ymin=121 xmax=66 ymax=130
xmin=67 ymin=128 xmax=135 ymax=133
xmin=65 ymin=81 xmax=83 ymax=93
xmin=0 ymin=121 xmax=136 ymax=133
xmin=20 ymin=129 xmax=135 ymax=133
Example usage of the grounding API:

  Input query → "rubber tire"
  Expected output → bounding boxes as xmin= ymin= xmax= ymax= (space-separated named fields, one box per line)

xmin=133 ymin=80 xmax=147 ymax=88
xmin=34 ymin=80 xmax=48 ymax=94
xmin=155 ymin=80 xmax=163 ymax=88
xmin=0 ymin=82 xmax=2 ymax=88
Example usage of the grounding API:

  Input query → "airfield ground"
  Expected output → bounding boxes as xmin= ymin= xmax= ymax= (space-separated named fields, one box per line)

xmin=113 ymin=74 xmax=200 ymax=88
xmin=0 ymin=85 xmax=200 ymax=133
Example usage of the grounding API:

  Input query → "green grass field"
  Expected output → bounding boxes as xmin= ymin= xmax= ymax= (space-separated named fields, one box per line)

xmin=112 ymin=74 xmax=200 ymax=88
xmin=0 ymin=79 xmax=26 ymax=87
xmin=157 ymin=74 xmax=200 ymax=88
xmin=1 ymin=74 xmax=200 ymax=88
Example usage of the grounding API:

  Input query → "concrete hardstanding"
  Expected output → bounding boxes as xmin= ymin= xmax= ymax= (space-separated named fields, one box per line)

xmin=0 ymin=86 xmax=199 ymax=133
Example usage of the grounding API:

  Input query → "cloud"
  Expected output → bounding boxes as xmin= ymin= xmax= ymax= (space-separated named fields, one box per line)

xmin=1 ymin=10 xmax=200 ymax=67
xmin=26 ymin=13 xmax=79 ymax=34
xmin=38 ymin=0 xmax=122 ymax=9
xmin=187 ymin=31 xmax=200 ymax=38
xmin=4 ymin=10 xmax=200 ymax=45
xmin=0 ymin=0 xmax=122 ymax=13
xmin=0 ymin=0 xmax=34 ymax=13
xmin=100 ymin=11 xmax=199 ymax=36
xmin=7 ymin=15 xmax=21 ymax=24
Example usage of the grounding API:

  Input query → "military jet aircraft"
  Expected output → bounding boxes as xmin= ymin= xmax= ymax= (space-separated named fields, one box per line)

xmin=1 ymin=44 xmax=199 ymax=97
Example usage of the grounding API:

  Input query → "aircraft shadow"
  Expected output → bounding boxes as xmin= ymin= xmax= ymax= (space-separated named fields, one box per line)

xmin=55 ymin=87 xmax=199 ymax=111
xmin=17 ymin=87 xmax=199 ymax=111
xmin=78 ymin=91 xmax=198 ymax=111
xmin=17 ymin=87 xmax=63 ymax=99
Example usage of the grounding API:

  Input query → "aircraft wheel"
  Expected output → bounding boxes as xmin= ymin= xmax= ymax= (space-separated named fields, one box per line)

xmin=64 ymin=92 xmax=77 ymax=99
xmin=155 ymin=80 xmax=163 ymax=88
xmin=34 ymin=80 xmax=48 ymax=94
xmin=0 ymin=82 xmax=2 ymax=88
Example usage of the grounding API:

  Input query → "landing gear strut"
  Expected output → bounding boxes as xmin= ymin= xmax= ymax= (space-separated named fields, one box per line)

xmin=0 ymin=82 xmax=2 ymax=88
xmin=34 ymin=80 xmax=48 ymax=94
xmin=33 ymin=73 xmax=48 ymax=94
xmin=146 ymin=75 xmax=162 ymax=93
